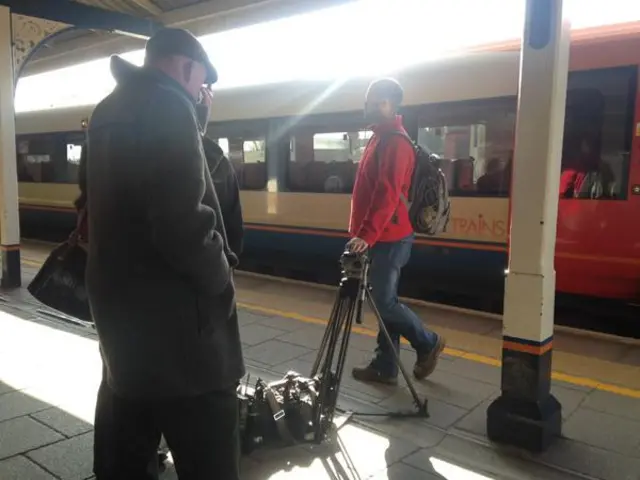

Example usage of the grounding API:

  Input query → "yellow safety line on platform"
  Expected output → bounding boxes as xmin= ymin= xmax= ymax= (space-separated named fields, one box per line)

xmin=19 ymin=256 xmax=640 ymax=400
xmin=238 ymin=301 xmax=640 ymax=400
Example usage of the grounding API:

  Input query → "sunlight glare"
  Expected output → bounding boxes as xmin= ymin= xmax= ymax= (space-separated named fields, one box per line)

xmin=14 ymin=0 xmax=640 ymax=112
xmin=431 ymin=456 xmax=496 ymax=479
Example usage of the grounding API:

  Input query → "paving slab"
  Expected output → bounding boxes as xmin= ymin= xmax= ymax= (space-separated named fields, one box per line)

xmin=352 ymin=417 xmax=446 ymax=450
xmin=581 ymin=388 xmax=640 ymax=421
xmin=239 ymin=323 xmax=287 ymax=346
xmin=562 ymin=407 xmax=640 ymax=457
xmin=438 ymin=357 xmax=501 ymax=386
xmin=371 ymin=461 xmax=445 ymax=479
xmin=250 ymin=313 xmax=311 ymax=332
xmin=535 ymin=436 xmax=640 ymax=480
xmin=409 ymin=369 xmax=498 ymax=410
xmin=0 ymin=380 xmax=17 ymax=396
xmin=27 ymin=431 xmax=94 ymax=480
xmin=378 ymin=389 xmax=469 ymax=430
xmin=306 ymin=423 xmax=420 ymax=480
xmin=242 ymin=340 xmax=312 ymax=366
xmin=238 ymin=312 xmax=263 ymax=327
xmin=405 ymin=436 xmax=581 ymax=480
xmin=31 ymin=407 xmax=94 ymax=438
xmin=549 ymin=383 xmax=590 ymax=420
xmin=441 ymin=435 xmax=601 ymax=480
xmin=0 ymin=416 xmax=64 ymax=460
xmin=0 ymin=390 xmax=51 ymax=422
xmin=0 ymin=455 xmax=57 ymax=480
xmin=2 ymin=284 xmax=640 ymax=480
xmin=274 ymin=325 xmax=328 ymax=349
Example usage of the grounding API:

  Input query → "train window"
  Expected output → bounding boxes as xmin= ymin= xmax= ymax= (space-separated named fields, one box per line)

xmin=560 ymin=66 xmax=636 ymax=200
xmin=417 ymin=98 xmax=517 ymax=197
xmin=16 ymin=135 xmax=58 ymax=183
xmin=216 ymin=137 xmax=230 ymax=155
xmin=243 ymin=140 xmax=266 ymax=163
xmin=207 ymin=135 xmax=267 ymax=190
xmin=288 ymin=129 xmax=371 ymax=193
xmin=67 ymin=144 xmax=82 ymax=164
xmin=64 ymin=133 xmax=86 ymax=185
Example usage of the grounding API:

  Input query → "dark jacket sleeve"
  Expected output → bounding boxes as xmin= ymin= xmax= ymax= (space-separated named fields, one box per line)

xmin=224 ymin=158 xmax=244 ymax=257
xmin=140 ymin=93 xmax=230 ymax=297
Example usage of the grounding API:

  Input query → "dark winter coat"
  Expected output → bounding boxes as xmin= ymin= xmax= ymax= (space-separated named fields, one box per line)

xmin=202 ymin=136 xmax=244 ymax=257
xmin=83 ymin=55 xmax=244 ymax=399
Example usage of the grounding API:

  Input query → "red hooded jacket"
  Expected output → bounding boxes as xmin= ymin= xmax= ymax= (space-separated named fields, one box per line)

xmin=349 ymin=115 xmax=414 ymax=246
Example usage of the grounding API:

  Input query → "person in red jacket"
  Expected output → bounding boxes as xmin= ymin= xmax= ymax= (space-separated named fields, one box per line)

xmin=348 ymin=78 xmax=445 ymax=385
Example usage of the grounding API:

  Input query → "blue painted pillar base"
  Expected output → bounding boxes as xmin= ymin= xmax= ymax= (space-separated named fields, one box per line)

xmin=487 ymin=337 xmax=561 ymax=452
xmin=1 ymin=246 xmax=21 ymax=288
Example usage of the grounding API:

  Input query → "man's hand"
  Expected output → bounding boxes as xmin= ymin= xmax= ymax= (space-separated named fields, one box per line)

xmin=198 ymin=85 xmax=214 ymax=116
xmin=200 ymin=85 xmax=213 ymax=104
xmin=346 ymin=237 xmax=369 ymax=254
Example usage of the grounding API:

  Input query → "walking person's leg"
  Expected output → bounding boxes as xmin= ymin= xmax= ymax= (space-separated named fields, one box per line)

xmin=352 ymin=235 xmax=445 ymax=384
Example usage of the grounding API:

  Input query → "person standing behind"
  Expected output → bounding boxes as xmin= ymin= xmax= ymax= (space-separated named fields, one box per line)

xmin=348 ymin=78 xmax=446 ymax=386
xmin=85 ymin=28 xmax=244 ymax=480
xmin=201 ymin=136 xmax=244 ymax=257
xmin=195 ymin=103 xmax=244 ymax=258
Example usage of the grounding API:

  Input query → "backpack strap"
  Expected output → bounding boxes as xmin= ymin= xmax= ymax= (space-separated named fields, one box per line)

xmin=372 ymin=130 xmax=415 ymax=212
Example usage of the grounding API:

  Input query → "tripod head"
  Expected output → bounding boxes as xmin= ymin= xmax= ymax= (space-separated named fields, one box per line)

xmin=339 ymin=250 xmax=368 ymax=280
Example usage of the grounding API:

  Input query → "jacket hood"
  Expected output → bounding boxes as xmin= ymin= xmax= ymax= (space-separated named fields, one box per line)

xmin=110 ymin=55 xmax=140 ymax=84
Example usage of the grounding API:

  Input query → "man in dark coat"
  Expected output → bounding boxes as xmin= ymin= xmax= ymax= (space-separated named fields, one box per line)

xmin=196 ymin=112 xmax=244 ymax=257
xmin=84 ymin=28 xmax=244 ymax=480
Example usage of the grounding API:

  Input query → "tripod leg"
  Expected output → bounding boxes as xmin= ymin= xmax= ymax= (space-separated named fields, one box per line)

xmin=312 ymin=294 xmax=351 ymax=440
xmin=323 ymin=293 xmax=358 ymax=423
xmin=313 ymin=279 xmax=363 ymax=443
xmin=365 ymin=291 xmax=427 ymax=415
xmin=311 ymin=286 xmax=345 ymax=377
xmin=333 ymin=296 xmax=360 ymax=397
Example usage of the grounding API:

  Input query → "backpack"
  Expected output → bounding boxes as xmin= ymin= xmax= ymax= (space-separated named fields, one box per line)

xmin=375 ymin=130 xmax=451 ymax=236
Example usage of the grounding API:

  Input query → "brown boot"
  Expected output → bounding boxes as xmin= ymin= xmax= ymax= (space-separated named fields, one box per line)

xmin=413 ymin=336 xmax=446 ymax=380
xmin=352 ymin=364 xmax=398 ymax=386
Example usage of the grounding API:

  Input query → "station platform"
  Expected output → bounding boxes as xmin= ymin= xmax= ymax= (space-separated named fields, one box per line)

xmin=0 ymin=243 xmax=638 ymax=479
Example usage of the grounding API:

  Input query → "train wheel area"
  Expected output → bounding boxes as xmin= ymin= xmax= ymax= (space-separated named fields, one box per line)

xmin=0 ymin=243 xmax=637 ymax=479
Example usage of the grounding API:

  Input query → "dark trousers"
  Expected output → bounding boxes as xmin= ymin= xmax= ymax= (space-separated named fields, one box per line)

xmin=93 ymin=377 xmax=240 ymax=480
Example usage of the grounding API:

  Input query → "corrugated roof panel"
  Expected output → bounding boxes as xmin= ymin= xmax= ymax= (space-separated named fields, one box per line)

xmin=74 ymin=0 xmax=150 ymax=16
xmin=151 ymin=0 xmax=204 ymax=12
xmin=73 ymin=0 xmax=205 ymax=17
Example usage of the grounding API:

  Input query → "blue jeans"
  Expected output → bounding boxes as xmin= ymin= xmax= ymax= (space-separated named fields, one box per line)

xmin=368 ymin=234 xmax=438 ymax=377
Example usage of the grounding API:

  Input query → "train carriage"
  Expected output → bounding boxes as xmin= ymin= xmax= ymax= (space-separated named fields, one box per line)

xmin=13 ymin=22 xmax=640 ymax=312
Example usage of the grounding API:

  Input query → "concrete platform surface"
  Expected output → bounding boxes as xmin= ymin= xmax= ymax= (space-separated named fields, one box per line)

xmin=1 ymin=280 xmax=639 ymax=480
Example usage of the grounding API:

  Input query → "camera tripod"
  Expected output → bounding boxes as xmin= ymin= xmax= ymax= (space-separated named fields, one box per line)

xmin=309 ymin=250 xmax=429 ymax=442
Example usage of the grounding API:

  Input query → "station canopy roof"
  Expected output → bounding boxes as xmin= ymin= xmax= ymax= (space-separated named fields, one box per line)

xmin=23 ymin=0 xmax=353 ymax=77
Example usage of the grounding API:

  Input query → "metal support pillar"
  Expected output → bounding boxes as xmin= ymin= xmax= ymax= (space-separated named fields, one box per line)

xmin=487 ymin=0 xmax=570 ymax=453
xmin=0 ymin=5 xmax=20 ymax=287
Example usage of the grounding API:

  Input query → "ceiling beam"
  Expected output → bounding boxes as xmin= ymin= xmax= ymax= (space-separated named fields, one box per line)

xmin=123 ymin=0 xmax=164 ymax=16
xmin=21 ymin=0 xmax=356 ymax=76
xmin=0 ymin=0 xmax=162 ymax=38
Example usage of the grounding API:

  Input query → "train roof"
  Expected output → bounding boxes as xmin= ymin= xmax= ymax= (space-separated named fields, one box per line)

xmin=15 ymin=21 xmax=640 ymax=136
xmin=15 ymin=50 xmax=521 ymax=135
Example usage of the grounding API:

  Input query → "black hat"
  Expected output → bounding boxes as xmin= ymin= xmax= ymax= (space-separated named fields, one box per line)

xmin=145 ymin=27 xmax=218 ymax=84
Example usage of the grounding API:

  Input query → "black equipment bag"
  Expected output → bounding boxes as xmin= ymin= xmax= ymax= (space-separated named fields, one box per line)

xmin=375 ymin=130 xmax=451 ymax=236
xmin=27 ymin=210 xmax=91 ymax=322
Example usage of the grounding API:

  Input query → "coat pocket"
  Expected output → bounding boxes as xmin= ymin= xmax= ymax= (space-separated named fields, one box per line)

xmin=195 ymin=277 xmax=236 ymax=336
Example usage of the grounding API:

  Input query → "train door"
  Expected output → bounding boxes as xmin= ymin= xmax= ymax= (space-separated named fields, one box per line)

xmin=555 ymin=65 xmax=640 ymax=301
